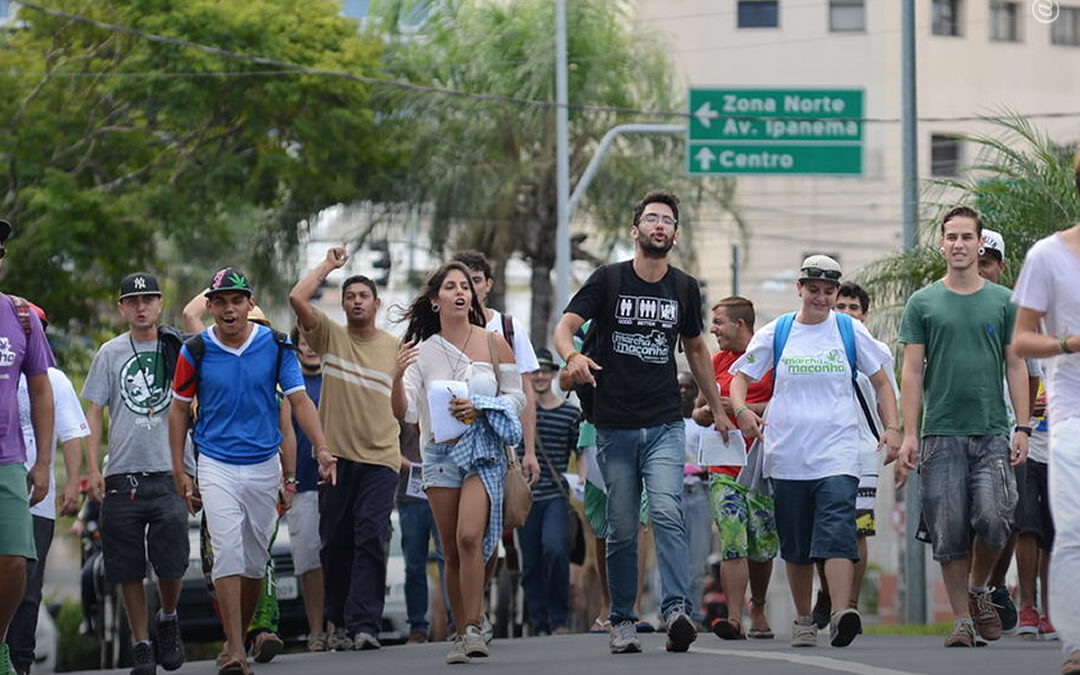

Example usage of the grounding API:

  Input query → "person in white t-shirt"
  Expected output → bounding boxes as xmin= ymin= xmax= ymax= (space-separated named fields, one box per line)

xmin=8 ymin=306 xmax=89 ymax=675
xmin=810 ymin=282 xmax=898 ymax=629
xmin=729 ymin=255 xmax=900 ymax=650
xmin=1011 ymin=207 xmax=1080 ymax=675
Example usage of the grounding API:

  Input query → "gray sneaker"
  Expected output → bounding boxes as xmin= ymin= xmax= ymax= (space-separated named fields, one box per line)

xmin=445 ymin=634 xmax=470 ymax=665
xmin=829 ymin=608 xmax=861 ymax=647
xmin=326 ymin=625 xmax=354 ymax=651
xmin=354 ymin=632 xmax=381 ymax=650
xmin=463 ymin=624 xmax=490 ymax=658
xmin=791 ymin=615 xmax=818 ymax=648
xmin=665 ymin=611 xmax=697 ymax=653
xmin=480 ymin=613 xmax=494 ymax=644
xmin=609 ymin=620 xmax=642 ymax=654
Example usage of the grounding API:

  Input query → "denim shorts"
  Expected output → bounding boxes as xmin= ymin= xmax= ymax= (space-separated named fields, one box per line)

xmin=772 ymin=475 xmax=859 ymax=565
xmin=1017 ymin=458 xmax=1054 ymax=550
xmin=919 ymin=435 xmax=1017 ymax=562
xmin=101 ymin=472 xmax=190 ymax=582
xmin=421 ymin=442 xmax=476 ymax=490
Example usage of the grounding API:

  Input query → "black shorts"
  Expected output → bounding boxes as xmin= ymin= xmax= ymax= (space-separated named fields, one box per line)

xmin=100 ymin=473 xmax=190 ymax=583
xmin=1018 ymin=459 xmax=1055 ymax=550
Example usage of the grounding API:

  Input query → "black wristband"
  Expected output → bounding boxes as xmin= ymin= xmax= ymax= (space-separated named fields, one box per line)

xmin=1014 ymin=425 xmax=1032 ymax=436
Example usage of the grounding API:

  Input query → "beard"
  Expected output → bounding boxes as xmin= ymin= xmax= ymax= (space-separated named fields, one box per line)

xmin=636 ymin=230 xmax=675 ymax=258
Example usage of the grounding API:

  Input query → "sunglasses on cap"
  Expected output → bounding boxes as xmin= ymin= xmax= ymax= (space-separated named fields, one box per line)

xmin=800 ymin=267 xmax=841 ymax=281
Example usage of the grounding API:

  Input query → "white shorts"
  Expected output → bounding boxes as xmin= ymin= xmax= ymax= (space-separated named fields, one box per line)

xmin=198 ymin=454 xmax=280 ymax=580
xmin=285 ymin=490 xmax=321 ymax=576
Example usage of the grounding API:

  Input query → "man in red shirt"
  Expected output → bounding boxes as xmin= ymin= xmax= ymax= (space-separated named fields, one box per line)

xmin=693 ymin=297 xmax=776 ymax=640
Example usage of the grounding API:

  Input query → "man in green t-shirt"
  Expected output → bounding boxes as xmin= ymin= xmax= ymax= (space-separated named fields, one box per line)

xmin=898 ymin=206 xmax=1030 ymax=649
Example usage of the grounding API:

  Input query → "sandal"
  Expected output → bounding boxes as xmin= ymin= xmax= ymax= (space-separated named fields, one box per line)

xmin=747 ymin=626 xmax=775 ymax=639
xmin=590 ymin=618 xmax=612 ymax=633
xmin=217 ymin=656 xmax=249 ymax=675
xmin=711 ymin=617 xmax=746 ymax=640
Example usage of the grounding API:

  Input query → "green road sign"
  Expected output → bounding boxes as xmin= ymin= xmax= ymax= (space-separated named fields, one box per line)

xmin=688 ymin=88 xmax=863 ymax=175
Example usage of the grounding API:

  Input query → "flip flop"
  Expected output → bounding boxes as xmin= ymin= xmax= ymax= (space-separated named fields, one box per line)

xmin=217 ymin=657 xmax=248 ymax=675
xmin=712 ymin=617 xmax=746 ymax=640
xmin=748 ymin=626 xmax=775 ymax=639
xmin=590 ymin=618 xmax=612 ymax=633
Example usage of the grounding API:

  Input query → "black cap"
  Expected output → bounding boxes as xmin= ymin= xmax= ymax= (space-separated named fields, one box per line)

xmin=118 ymin=272 xmax=162 ymax=300
xmin=205 ymin=267 xmax=253 ymax=297
xmin=0 ymin=219 xmax=11 ymax=245
xmin=535 ymin=347 xmax=557 ymax=370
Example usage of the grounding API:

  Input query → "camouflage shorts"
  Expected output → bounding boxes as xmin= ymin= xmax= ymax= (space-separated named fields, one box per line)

xmin=709 ymin=473 xmax=779 ymax=563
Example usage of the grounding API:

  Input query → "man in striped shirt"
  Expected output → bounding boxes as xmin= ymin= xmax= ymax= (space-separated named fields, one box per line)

xmin=518 ymin=348 xmax=581 ymax=636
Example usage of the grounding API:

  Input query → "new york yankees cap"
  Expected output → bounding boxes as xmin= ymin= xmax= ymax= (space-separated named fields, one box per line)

xmin=118 ymin=272 xmax=162 ymax=300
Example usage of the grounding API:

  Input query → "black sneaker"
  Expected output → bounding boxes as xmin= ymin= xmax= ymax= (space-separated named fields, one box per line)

xmin=812 ymin=591 xmax=831 ymax=630
xmin=990 ymin=586 xmax=1018 ymax=634
xmin=664 ymin=611 xmax=698 ymax=653
xmin=154 ymin=613 xmax=185 ymax=671
xmin=130 ymin=641 xmax=156 ymax=675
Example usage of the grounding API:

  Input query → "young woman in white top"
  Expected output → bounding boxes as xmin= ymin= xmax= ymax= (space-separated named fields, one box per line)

xmin=391 ymin=261 xmax=537 ymax=664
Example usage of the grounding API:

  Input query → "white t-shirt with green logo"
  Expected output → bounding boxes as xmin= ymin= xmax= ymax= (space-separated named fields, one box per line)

xmin=731 ymin=312 xmax=892 ymax=481
xmin=82 ymin=333 xmax=191 ymax=477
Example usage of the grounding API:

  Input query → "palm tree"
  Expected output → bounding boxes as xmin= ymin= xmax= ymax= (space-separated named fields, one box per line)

xmin=860 ymin=112 xmax=1079 ymax=343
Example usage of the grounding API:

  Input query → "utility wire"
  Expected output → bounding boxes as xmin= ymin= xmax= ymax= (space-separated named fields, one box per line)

xmin=15 ymin=2 xmax=1080 ymax=125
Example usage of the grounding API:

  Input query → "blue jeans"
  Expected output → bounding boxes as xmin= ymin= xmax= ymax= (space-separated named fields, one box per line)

xmin=519 ymin=495 xmax=570 ymax=633
xmin=682 ymin=482 xmax=712 ymax=622
xmin=397 ymin=499 xmax=448 ymax=634
xmin=596 ymin=421 xmax=689 ymax=624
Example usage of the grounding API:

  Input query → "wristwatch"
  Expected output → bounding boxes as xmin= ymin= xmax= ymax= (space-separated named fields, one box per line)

xmin=1014 ymin=425 xmax=1032 ymax=437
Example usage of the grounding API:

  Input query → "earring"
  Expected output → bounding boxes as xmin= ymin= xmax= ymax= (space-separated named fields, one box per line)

xmin=939 ymin=247 xmax=945 ymax=254
xmin=977 ymin=246 xmax=986 ymax=255
xmin=431 ymin=303 xmax=439 ymax=313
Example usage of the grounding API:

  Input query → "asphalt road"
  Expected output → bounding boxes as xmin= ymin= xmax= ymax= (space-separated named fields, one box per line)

xmin=71 ymin=631 xmax=1068 ymax=675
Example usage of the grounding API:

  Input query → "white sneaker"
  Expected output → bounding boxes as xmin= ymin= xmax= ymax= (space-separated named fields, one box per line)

xmin=354 ymin=632 xmax=381 ymax=650
xmin=609 ymin=620 xmax=642 ymax=654
xmin=791 ymin=615 xmax=818 ymax=648
xmin=463 ymin=624 xmax=490 ymax=658
xmin=480 ymin=613 xmax=493 ymax=644
xmin=445 ymin=635 xmax=470 ymax=665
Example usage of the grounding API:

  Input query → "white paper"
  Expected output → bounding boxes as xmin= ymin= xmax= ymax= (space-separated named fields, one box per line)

xmin=563 ymin=472 xmax=585 ymax=503
xmin=428 ymin=380 xmax=471 ymax=443
xmin=697 ymin=429 xmax=748 ymax=467
xmin=405 ymin=464 xmax=427 ymax=500
xmin=583 ymin=445 xmax=606 ymax=493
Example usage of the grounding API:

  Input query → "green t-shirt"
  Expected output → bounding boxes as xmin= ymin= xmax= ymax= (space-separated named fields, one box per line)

xmin=899 ymin=279 xmax=1016 ymax=437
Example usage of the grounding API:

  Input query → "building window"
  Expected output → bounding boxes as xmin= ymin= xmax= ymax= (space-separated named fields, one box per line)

xmin=931 ymin=134 xmax=963 ymax=176
xmin=1051 ymin=6 xmax=1080 ymax=46
xmin=830 ymin=0 xmax=865 ymax=31
xmin=932 ymin=0 xmax=962 ymax=36
xmin=343 ymin=0 xmax=369 ymax=19
xmin=989 ymin=1 xmax=1020 ymax=41
xmin=738 ymin=1 xmax=779 ymax=28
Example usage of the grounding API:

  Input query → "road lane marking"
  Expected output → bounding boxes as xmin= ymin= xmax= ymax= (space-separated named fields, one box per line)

xmin=693 ymin=647 xmax=926 ymax=675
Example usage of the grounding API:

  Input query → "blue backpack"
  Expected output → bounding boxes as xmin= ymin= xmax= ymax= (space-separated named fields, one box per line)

xmin=771 ymin=311 xmax=879 ymax=440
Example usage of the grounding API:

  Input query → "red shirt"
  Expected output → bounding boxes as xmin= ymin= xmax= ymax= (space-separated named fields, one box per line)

xmin=708 ymin=350 xmax=774 ymax=477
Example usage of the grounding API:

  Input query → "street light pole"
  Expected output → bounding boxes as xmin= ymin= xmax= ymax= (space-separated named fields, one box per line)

xmin=554 ymin=0 xmax=571 ymax=316
xmin=901 ymin=0 xmax=927 ymax=626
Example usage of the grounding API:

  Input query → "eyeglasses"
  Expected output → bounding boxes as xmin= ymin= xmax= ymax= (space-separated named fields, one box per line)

xmin=800 ymin=267 xmax=841 ymax=281
xmin=641 ymin=213 xmax=677 ymax=227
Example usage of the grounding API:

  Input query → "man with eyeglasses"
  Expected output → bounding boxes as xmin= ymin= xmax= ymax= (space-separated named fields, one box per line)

xmin=554 ymin=189 xmax=733 ymax=655
xmin=897 ymin=206 xmax=1030 ymax=648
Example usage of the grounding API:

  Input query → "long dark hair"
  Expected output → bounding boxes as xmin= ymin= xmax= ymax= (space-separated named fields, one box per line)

xmin=401 ymin=261 xmax=485 ymax=343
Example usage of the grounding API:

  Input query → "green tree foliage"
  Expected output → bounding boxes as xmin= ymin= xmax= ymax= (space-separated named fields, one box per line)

xmin=0 ymin=0 xmax=408 ymax=330
xmin=860 ymin=113 xmax=1080 ymax=342
xmin=375 ymin=0 xmax=741 ymax=343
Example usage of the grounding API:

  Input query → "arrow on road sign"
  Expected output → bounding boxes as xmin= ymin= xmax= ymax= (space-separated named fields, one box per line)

xmin=694 ymin=147 xmax=716 ymax=171
xmin=694 ymin=101 xmax=719 ymax=129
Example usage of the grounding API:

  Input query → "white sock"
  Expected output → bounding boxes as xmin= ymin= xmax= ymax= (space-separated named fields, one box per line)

xmin=970 ymin=585 xmax=988 ymax=594
xmin=158 ymin=609 xmax=178 ymax=621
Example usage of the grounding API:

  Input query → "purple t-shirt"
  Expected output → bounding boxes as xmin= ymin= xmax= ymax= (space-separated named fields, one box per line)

xmin=0 ymin=294 xmax=54 ymax=466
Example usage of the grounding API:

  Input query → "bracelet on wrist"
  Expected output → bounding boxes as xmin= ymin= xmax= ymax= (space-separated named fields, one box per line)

xmin=1061 ymin=334 xmax=1074 ymax=354
xmin=564 ymin=350 xmax=581 ymax=364
xmin=885 ymin=425 xmax=902 ymax=433
xmin=733 ymin=405 xmax=750 ymax=417
xmin=1014 ymin=425 xmax=1032 ymax=436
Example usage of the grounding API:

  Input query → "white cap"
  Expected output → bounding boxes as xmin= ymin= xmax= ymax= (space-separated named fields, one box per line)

xmin=798 ymin=254 xmax=843 ymax=283
xmin=981 ymin=229 xmax=1005 ymax=260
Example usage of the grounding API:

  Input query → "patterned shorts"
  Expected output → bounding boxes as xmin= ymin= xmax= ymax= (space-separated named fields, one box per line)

xmin=709 ymin=473 xmax=779 ymax=563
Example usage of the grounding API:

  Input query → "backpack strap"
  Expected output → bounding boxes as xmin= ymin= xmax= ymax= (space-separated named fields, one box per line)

xmin=771 ymin=312 xmax=797 ymax=367
xmin=673 ymin=269 xmax=690 ymax=353
xmin=174 ymin=333 xmax=207 ymax=395
xmin=500 ymin=313 xmax=516 ymax=356
xmin=9 ymin=295 xmax=32 ymax=335
xmin=834 ymin=312 xmax=858 ymax=382
xmin=271 ymin=329 xmax=295 ymax=387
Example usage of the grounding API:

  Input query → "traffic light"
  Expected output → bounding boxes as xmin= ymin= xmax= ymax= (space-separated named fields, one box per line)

xmin=370 ymin=239 xmax=390 ymax=286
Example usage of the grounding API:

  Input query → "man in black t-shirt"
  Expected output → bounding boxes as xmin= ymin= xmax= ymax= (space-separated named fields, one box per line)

xmin=554 ymin=189 xmax=732 ymax=655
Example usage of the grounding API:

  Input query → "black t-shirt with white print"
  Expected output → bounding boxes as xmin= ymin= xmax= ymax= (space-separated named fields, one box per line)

xmin=564 ymin=260 xmax=703 ymax=429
